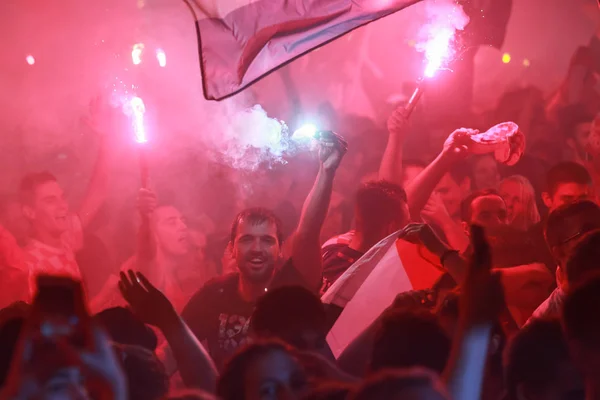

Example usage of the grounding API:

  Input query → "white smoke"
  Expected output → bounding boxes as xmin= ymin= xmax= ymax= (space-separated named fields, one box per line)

xmin=214 ymin=104 xmax=291 ymax=171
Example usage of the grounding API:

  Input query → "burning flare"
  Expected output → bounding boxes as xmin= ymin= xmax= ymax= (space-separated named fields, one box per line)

xmin=123 ymin=96 xmax=147 ymax=143
xmin=417 ymin=0 xmax=469 ymax=78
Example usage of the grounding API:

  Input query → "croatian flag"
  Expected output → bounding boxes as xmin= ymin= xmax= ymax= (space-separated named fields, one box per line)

xmin=321 ymin=229 xmax=447 ymax=357
xmin=192 ymin=0 xmax=422 ymax=100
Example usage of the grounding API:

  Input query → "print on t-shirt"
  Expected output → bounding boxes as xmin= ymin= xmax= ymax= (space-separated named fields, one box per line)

xmin=219 ymin=313 xmax=251 ymax=352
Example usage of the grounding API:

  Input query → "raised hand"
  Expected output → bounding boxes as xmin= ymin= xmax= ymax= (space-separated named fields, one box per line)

xmin=118 ymin=270 xmax=176 ymax=328
xmin=387 ymin=106 xmax=410 ymax=136
xmin=316 ymin=131 xmax=348 ymax=172
xmin=136 ymin=188 xmax=157 ymax=217
xmin=443 ymin=128 xmax=478 ymax=159
xmin=421 ymin=192 xmax=452 ymax=225
xmin=460 ymin=225 xmax=504 ymax=327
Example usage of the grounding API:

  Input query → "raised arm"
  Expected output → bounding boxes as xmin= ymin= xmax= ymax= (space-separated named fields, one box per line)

xmin=291 ymin=132 xmax=347 ymax=291
xmin=378 ymin=106 xmax=409 ymax=185
xmin=406 ymin=128 xmax=475 ymax=218
xmin=135 ymin=188 xmax=158 ymax=262
xmin=421 ymin=193 xmax=470 ymax=253
xmin=402 ymin=222 xmax=468 ymax=284
xmin=443 ymin=225 xmax=504 ymax=400
xmin=119 ymin=271 xmax=218 ymax=393
xmin=78 ymin=97 xmax=117 ymax=228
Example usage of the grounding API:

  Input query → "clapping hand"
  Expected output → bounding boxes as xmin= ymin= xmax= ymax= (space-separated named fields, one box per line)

xmin=118 ymin=270 xmax=176 ymax=329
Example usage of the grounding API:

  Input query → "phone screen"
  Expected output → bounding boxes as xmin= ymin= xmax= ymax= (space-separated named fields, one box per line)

xmin=32 ymin=275 xmax=90 ymax=348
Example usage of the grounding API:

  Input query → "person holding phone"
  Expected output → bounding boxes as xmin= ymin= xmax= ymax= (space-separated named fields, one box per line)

xmin=0 ymin=276 xmax=127 ymax=400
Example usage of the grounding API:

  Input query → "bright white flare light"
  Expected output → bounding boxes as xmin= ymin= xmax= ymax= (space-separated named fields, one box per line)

xmin=156 ymin=49 xmax=166 ymax=67
xmin=423 ymin=27 xmax=453 ymax=78
xmin=292 ymin=124 xmax=318 ymax=141
xmin=417 ymin=1 xmax=469 ymax=78
xmin=132 ymin=43 xmax=144 ymax=65
xmin=26 ymin=55 xmax=35 ymax=65
xmin=127 ymin=97 xmax=147 ymax=143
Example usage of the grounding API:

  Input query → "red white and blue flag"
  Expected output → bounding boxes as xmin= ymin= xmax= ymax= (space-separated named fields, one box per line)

xmin=191 ymin=0 xmax=422 ymax=100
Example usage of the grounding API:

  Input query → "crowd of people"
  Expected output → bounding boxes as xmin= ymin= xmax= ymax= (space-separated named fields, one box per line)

xmin=1 ymin=23 xmax=600 ymax=400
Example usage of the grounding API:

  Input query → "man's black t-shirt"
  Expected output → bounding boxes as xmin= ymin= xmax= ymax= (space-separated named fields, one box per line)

xmin=181 ymin=259 xmax=307 ymax=369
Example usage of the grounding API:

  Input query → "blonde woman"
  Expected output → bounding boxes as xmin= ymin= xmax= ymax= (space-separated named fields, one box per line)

xmin=499 ymin=175 xmax=541 ymax=231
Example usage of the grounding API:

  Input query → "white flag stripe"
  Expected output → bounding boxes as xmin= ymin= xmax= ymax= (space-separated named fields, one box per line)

xmin=326 ymin=238 xmax=412 ymax=358
xmin=321 ymin=229 xmax=402 ymax=307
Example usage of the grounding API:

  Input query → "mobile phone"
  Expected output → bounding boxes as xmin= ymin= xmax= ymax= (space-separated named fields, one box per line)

xmin=32 ymin=275 xmax=92 ymax=349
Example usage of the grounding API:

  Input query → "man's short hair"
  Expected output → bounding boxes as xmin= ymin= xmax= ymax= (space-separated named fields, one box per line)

xmin=230 ymin=207 xmax=283 ymax=245
xmin=544 ymin=162 xmax=592 ymax=197
xmin=563 ymin=275 xmax=600 ymax=350
xmin=19 ymin=172 xmax=58 ymax=206
xmin=564 ymin=230 xmax=600 ymax=286
xmin=504 ymin=318 xmax=572 ymax=400
xmin=250 ymin=285 xmax=326 ymax=349
xmin=370 ymin=309 xmax=450 ymax=374
xmin=544 ymin=200 xmax=600 ymax=249
xmin=459 ymin=188 xmax=503 ymax=222
xmin=355 ymin=181 xmax=407 ymax=236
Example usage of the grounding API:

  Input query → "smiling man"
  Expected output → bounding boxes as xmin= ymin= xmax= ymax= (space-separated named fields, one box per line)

xmin=182 ymin=132 xmax=347 ymax=369
xmin=19 ymin=172 xmax=85 ymax=294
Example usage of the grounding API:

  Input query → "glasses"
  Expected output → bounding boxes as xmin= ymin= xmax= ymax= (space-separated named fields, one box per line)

xmin=556 ymin=230 xmax=583 ymax=246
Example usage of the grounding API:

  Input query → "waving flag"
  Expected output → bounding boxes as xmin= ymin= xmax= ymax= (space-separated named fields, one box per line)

xmin=189 ymin=0 xmax=422 ymax=100
xmin=322 ymin=231 xmax=448 ymax=357
xmin=322 ymin=229 xmax=555 ymax=357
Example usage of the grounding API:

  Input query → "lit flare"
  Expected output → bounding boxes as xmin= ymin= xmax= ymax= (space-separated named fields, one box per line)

xmin=128 ymin=96 xmax=147 ymax=143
